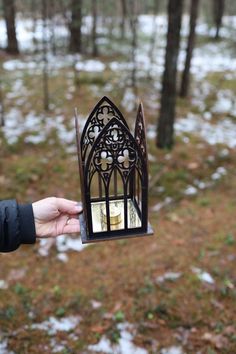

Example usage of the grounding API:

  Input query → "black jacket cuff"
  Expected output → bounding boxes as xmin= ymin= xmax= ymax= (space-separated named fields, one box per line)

xmin=18 ymin=204 xmax=36 ymax=244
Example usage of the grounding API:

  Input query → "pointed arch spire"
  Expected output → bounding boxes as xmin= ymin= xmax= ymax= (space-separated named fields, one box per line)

xmin=134 ymin=102 xmax=147 ymax=160
xmin=81 ymin=96 xmax=129 ymax=162
xmin=85 ymin=117 xmax=145 ymax=187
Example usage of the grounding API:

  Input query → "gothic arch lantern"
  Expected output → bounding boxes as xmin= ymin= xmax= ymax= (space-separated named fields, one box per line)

xmin=75 ymin=96 xmax=153 ymax=243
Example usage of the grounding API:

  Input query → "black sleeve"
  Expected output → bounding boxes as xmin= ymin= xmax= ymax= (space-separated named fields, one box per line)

xmin=0 ymin=200 xmax=36 ymax=253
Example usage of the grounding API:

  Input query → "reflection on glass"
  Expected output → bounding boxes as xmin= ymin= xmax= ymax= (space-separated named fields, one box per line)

xmin=91 ymin=199 xmax=141 ymax=233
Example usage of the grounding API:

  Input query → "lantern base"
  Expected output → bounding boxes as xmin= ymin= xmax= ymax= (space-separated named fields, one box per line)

xmin=79 ymin=212 xmax=154 ymax=244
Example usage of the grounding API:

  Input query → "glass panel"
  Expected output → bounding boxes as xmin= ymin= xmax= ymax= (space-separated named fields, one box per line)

xmin=91 ymin=199 xmax=141 ymax=233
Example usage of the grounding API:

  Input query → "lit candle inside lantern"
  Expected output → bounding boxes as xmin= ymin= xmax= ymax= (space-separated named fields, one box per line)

xmin=102 ymin=204 xmax=121 ymax=225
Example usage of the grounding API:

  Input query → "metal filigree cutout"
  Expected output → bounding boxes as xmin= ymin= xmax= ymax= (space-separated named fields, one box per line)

xmin=81 ymin=96 xmax=129 ymax=162
xmin=75 ymin=97 xmax=153 ymax=243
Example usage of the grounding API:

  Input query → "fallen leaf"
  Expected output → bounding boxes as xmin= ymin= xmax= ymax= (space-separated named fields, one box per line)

xmin=91 ymin=324 xmax=109 ymax=334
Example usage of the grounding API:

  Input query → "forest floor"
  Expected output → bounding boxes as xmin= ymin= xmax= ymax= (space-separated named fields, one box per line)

xmin=0 ymin=133 xmax=236 ymax=354
xmin=1 ymin=14 xmax=236 ymax=354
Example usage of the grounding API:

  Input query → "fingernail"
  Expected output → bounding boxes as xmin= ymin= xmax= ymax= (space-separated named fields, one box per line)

xmin=75 ymin=206 xmax=83 ymax=213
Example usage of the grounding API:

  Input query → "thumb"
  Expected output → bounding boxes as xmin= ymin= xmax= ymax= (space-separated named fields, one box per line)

xmin=56 ymin=198 xmax=82 ymax=215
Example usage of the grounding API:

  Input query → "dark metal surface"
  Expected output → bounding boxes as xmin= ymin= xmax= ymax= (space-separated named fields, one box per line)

xmin=79 ymin=213 xmax=153 ymax=244
xmin=75 ymin=96 xmax=153 ymax=243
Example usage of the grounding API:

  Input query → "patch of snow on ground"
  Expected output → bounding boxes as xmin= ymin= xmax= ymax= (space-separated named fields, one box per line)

xmin=56 ymin=253 xmax=69 ymax=263
xmin=31 ymin=316 xmax=81 ymax=335
xmin=0 ymin=280 xmax=8 ymax=290
xmin=2 ymin=109 xmax=86 ymax=146
xmin=184 ymin=185 xmax=198 ymax=196
xmin=156 ymin=272 xmax=182 ymax=283
xmin=151 ymin=197 xmax=173 ymax=212
xmin=161 ymin=346 xmax=185 ymax=354
xmin=38 ymin=235 xmax=87 ymax=257
xmin=0 ymin=339 xmax=15 ymax=354
xmin=88 ymin=322 xmax=148 ymax=354
xmin=192 ymin=267 xmax=215 ymax=284
xmin=121 ymin=88 xmax=137 ymax=112
xmin=211 ymin=167 xmax=227 ymax=181
xmin=175 ymin=113 xmax=236 ymax=148
xmin=56 ymin=235 xmax=88 ymax=253
xmin=212 ymin=90 xmax=235 ymax=115
xmin=75 ymin=59 xmax=105 ymax=72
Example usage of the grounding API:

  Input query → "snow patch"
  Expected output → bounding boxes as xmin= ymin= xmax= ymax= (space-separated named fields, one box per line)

xmin=31 ymin=316 xmax=81 ymax=335
xmin=184 ymin=185 xmax=198 ymax=196
xmin=175 ymin=114 xmax=236 ymax=148
xmin=151 ymin=197 xmax=173 ymax=212
xmin=75 ymin=59 xmax=105 ymax=72
xmin=161 ymin=346 xmax=185 ymax=354
xmin=192 ymin=267 xmax=215 ymax=284
xmin=0 ymin=280 xmax=8 ymax=290
xmin=88 ymin=322 xmax=148 ymax=354
xmin=0 ymin=339 xmax=15 ymax=354
xmin=156 ymin=272 xmax=182 ymax=283
xmin=56 ymin=235 xmax=88 ymax=253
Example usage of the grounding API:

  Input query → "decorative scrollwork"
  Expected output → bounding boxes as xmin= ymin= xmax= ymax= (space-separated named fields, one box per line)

xmin=86 ymin=118 xmax=141 ymax=186
xmin=135 ymin=103 xmax=147 ymax=159
xmin=81 ymin=96 xmax=129 ymax=162
xmin=94 ymin=150 xmax=113 ymax=172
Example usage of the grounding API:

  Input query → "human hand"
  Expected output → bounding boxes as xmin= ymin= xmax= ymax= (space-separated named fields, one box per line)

xmin=32 ymin=197 xmax=82 ymax=238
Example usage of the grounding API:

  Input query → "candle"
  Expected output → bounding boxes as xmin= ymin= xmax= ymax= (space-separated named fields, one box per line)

xmin=102 ymin=204 xmax=121 ymax=225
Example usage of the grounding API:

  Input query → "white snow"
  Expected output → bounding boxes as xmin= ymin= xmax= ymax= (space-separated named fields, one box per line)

xmin=184 ymin=185 xmax=198 ymax=196
xmin=151 ymin=197 xmax=173 ymax=212
xmin=121 ymin=88 xmax=137 ymax=112
xmin=191 ymin=267 xmax=215 ymax=285
xmin=211 ymin=166 xmax=227 ymax=181
xmin=0 ymin=339 xmax=15 ymax=354
xmin=156 ymin=272 xmax=182 ymax=283
xmin=31 ymin=316 xmax=81 ymax=335
xmin=88 ymin=322 xmax=148 ymax=354
xmin=212 ymin=90 xmax=235 ymax=114
xmin=75 ymin=59 xmax=105 ymax=72
xmin=56 ymin=253 xmax=69 ymax=263
xmin=56 ymin=235 xmax=88 ymax=253
xmin=161 ymin=346 xmax=185 ymax=354
xmin=0 ymin=280 xmax=8 ymax=290
xmin=175 ymin=113 xmax=236 ymax=148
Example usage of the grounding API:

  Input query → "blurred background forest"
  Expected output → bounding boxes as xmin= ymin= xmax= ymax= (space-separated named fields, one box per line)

xmin=0 ymin=0 xmax=236 ymax=353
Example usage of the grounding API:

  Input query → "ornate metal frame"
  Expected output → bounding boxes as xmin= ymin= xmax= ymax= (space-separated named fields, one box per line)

xmin=75 ymin=96 xmax=153 ymax=243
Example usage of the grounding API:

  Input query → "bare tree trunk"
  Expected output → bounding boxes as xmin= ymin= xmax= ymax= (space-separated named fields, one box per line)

xmin=91 ymin=0 xmax=98 ymax=57
xmin=31 ymin=0 xmax=39 ymax=53
xmin=180 ymin=0 xmax=199 ymax=97
xmin=120 ymin=0 xmax=127 ymax=39
xmin=48 ymin=0 xmax=57 ymax=55
xmin=0 ymin=73 xmax=4 ymax=127
xmin=157 ymin=0 xmax=183 ymax=149
xmin=42 ymin=0 xmax=49 ymax=111
xmin=147 ymin=0 xmax=159 ymax=80
xmin=69 ymin=0 xmax=83 ymax=53
xmin=2 ymin=0 xmax=19 ymax=54
xmin=128 ymin=0 xmax=138 ymax=92
xmin=213 ymin=0 xmax=225 ymax=39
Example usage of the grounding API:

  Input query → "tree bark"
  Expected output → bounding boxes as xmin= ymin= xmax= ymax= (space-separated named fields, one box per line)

xmin=180 ymin=0 xmax=199 ymax=97
xmin=120 ymin=0 xmax=127 ymax=39
xmin=126 ymin=0 xmax=138 ymax=94
xmin=213 ymin=0 xmax=225 ymax=40
xmin=42 ymin=0 xmax=49 ymax=111
xmin=147 ymin=0 xmax=159 ymax=80
xmin=69 ymin=0 xmax=83 ymax=53
xmin=0 ymin=78 xmax=4 ymax=127
xmin=2 ymin=0 xmax=19 ymax=54
xmin=157 ymin=0 xmax=183 ymax=149
xmin=91 ymin=0 xmax=98 ymax=57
